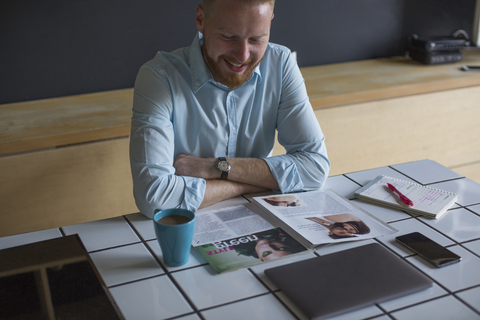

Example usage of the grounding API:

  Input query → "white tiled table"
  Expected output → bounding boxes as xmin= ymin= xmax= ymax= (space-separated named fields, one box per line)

xmin=2 ymin=159 xmax=480 ymax=320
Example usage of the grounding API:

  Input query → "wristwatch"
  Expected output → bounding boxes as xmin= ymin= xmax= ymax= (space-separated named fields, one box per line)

xmin=217 ymin=157 xmax=231 ymax=180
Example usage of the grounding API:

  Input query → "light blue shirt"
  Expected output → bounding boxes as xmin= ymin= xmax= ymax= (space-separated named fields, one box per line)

xmin=130 ymin=33 xmax=330 ymax=218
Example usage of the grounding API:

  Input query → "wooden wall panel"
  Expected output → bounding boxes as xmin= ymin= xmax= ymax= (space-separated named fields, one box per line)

xmin=0 ymin=138 xmax=137 ymax=237
xmin=273 ymin=86 xmax=480 ymax=177
xmin=452 ymin=162 xmax=480 ymax=184
xmin=318 ymin=86 xmax=480 ymax=176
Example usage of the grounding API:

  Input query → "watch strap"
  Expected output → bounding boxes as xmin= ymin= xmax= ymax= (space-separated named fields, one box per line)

xmin=220 ymin=170 xmax=228 ymax=180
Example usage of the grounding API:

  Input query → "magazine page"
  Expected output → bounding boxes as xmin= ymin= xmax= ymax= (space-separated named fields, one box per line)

xmin=252 ymin=189 xmax=398 ymax=246
xmin=195 ymin=227 xmax=309 ymax=273
xmin=192 ymin=204 xmax=275 ymax=246
xmin=191 ymin=204 xmax=309 ymax=273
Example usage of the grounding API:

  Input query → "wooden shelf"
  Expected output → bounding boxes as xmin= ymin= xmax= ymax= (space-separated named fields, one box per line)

xmin=303 ymin=48 xmax=480 ymax=109
xmin=0 ymin=88 xmax=133 ymax=156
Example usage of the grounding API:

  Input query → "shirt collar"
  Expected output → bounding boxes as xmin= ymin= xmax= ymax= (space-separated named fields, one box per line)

xmin=189 ymin=32 xmax=263 ymax=92
xmin=190 ymin=33 xmax=212 ymax=92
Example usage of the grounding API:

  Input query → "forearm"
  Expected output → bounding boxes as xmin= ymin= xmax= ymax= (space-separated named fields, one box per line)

xmin=199 ymin=179 xmax=267 ymax=209
xmin=174 ymin=155 xmax=280 ymax=190
xmin=227 ymin=158 xmax=279 ymax=190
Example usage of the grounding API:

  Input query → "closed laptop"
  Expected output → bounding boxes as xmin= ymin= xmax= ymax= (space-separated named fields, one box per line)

xmin=265 ymin=243 xmax=433 ymax=320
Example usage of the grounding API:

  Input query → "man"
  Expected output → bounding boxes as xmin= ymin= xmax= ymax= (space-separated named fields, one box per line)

xmin=130 ymin=0 xmax=330 ymax=219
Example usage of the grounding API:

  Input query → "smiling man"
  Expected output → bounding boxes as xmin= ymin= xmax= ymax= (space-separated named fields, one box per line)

xmin=199 ymin=0 xmax=270 ymax=89
xmin=130 ymin=0 xmax=330 ymax=218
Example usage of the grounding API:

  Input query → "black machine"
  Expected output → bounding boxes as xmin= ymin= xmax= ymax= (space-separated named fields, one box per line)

xmin=408 ymin=33 xmax=471 ymax=64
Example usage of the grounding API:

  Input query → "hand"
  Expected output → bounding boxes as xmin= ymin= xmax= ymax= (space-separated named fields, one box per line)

xmin=173 ymin=154 xmax=218 ymax=179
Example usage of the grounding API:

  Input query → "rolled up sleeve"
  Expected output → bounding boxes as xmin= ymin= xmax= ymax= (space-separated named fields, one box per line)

xmin=129 ymin=64 xmax=205 ymax=218
xmin=264 ymin=52 xmax=330 ymax=193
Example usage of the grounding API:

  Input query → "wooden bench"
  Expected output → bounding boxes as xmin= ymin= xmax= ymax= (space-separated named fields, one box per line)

xmin=2 ymin=49 xmax=480 ymax=237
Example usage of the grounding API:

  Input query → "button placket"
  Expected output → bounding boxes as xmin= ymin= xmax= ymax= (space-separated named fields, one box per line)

xmin=225 ymin=92 xmax=238 ymax=157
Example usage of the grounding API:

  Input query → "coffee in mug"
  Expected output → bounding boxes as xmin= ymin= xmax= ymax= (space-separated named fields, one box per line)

xmin=153 ymin=209 xmax=196 ymax=267
xmin=157 ymin=214 xmax=192 ymax=225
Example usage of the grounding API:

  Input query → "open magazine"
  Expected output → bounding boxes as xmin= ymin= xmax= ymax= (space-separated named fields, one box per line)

xmin=251 ymin=189 xmax=397 ymax=248
xmin=192 ymin=204 xmax=310 ymax=273
xmin=192 ymin=189 xmax=397 ymax=273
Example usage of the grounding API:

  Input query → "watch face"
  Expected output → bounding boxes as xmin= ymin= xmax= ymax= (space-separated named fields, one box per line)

xmin=218 ymin=161 xmax=230 ymax=171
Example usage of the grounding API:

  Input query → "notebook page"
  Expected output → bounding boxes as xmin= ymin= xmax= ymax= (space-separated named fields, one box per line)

xmin=359 ymin=176 xmax=456 ymax=215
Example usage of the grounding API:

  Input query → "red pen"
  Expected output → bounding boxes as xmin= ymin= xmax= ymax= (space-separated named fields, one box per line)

xmin=387 ymin=183 xmax=414 ymax=206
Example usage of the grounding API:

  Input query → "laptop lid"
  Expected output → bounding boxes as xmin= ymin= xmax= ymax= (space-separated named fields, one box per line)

xmin=264 ymin=243 xmax=433 ymax=320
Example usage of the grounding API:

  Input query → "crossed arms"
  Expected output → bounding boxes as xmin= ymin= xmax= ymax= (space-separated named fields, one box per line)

xmin=173 ymin=155 xmax=279 ymax=208
xmin=129 ymin=47 xmax=330 ymax=219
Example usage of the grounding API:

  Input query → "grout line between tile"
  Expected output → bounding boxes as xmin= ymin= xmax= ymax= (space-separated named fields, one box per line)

xmin=412 ymin=215 xmax=462 ymax=245
xmin=405 ymin=257 xmax=454 ymax=296
xmin=465 ymin=206 xmax=480 ymax=217
xmin=342 ymin=174 xmax=363 ymax=187
xmin=386 ymin=215 xmax=417 ymax=224
xmin=459 ymin=242 xmax=480 ymax=259
xmin=162 ymin=312 xmax=201 ymax=320
xmin=248 ymin=267 xmax=276 ymax=294
xmin=107 ymin=273 xmax=165 ymax=289
xmin=139 ymin=241 xmax=209 ymax=318
xmin=248 ymin=268 xmax=298 ymax=320
xmin=383 ymin=293 xmax=451 ymax=315
xmin=122 ymin=215 xmax=148 ymax=242
xmin=380 ymin=240 xmax=449 ymax=297
xmin=372 ymin=303 xmax=390 ymax=320
xmin=269 ymin=291 xmax=303 ymax=320
xmin=373 ymin=238 xmax=455 ymax=297
xmin=453 ymin=283 xmax=480 ymax=295
xmin=137 ymin=237 xmax=168 ymax=274
xmin=452 ymin=293 xmax=480 ymax=317
xmin=389 ymin=165 xmax=468 ymax=186
xmin=246 ymin=268 xmax=302 ymax=319
xmin=87 ymin=240 xmax=143 ymax=254
xmin=164 ymin=268 xmax=206 ymax=317
xmin=423 ymin=176 xmax=466 ymax=186
xmin=195 ymin=293 xmax=279 ymax=316
xmin=388 ymin=166 xmax=423 ymax=185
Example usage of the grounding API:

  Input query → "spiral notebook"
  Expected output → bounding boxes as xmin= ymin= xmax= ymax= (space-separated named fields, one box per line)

xmin=354 ymin=175 xmax=458 ymax=219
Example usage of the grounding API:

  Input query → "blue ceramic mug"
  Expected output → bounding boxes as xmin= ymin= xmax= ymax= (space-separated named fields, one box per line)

xmin=153 ymin=209 xmax=196 ymax=267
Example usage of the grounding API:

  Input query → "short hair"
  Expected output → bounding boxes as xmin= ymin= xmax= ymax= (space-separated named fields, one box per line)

xmin=345 ymin=221 xmax=370 ymax=234
xmin=331 ymin=221 xmax=371 ymax=235
xmin=202 ymin=0 xmax=275 ymax=19
xmin=263 ymin=198 xmax=298 ymax=207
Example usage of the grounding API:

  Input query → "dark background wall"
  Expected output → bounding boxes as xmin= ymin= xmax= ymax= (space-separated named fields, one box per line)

xmin=0 ymin=0 xmax=475 ymax=104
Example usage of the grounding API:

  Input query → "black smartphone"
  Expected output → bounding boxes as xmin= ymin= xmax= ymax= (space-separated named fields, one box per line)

xmin=396 ymin=232 xmax=461 ymax=268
